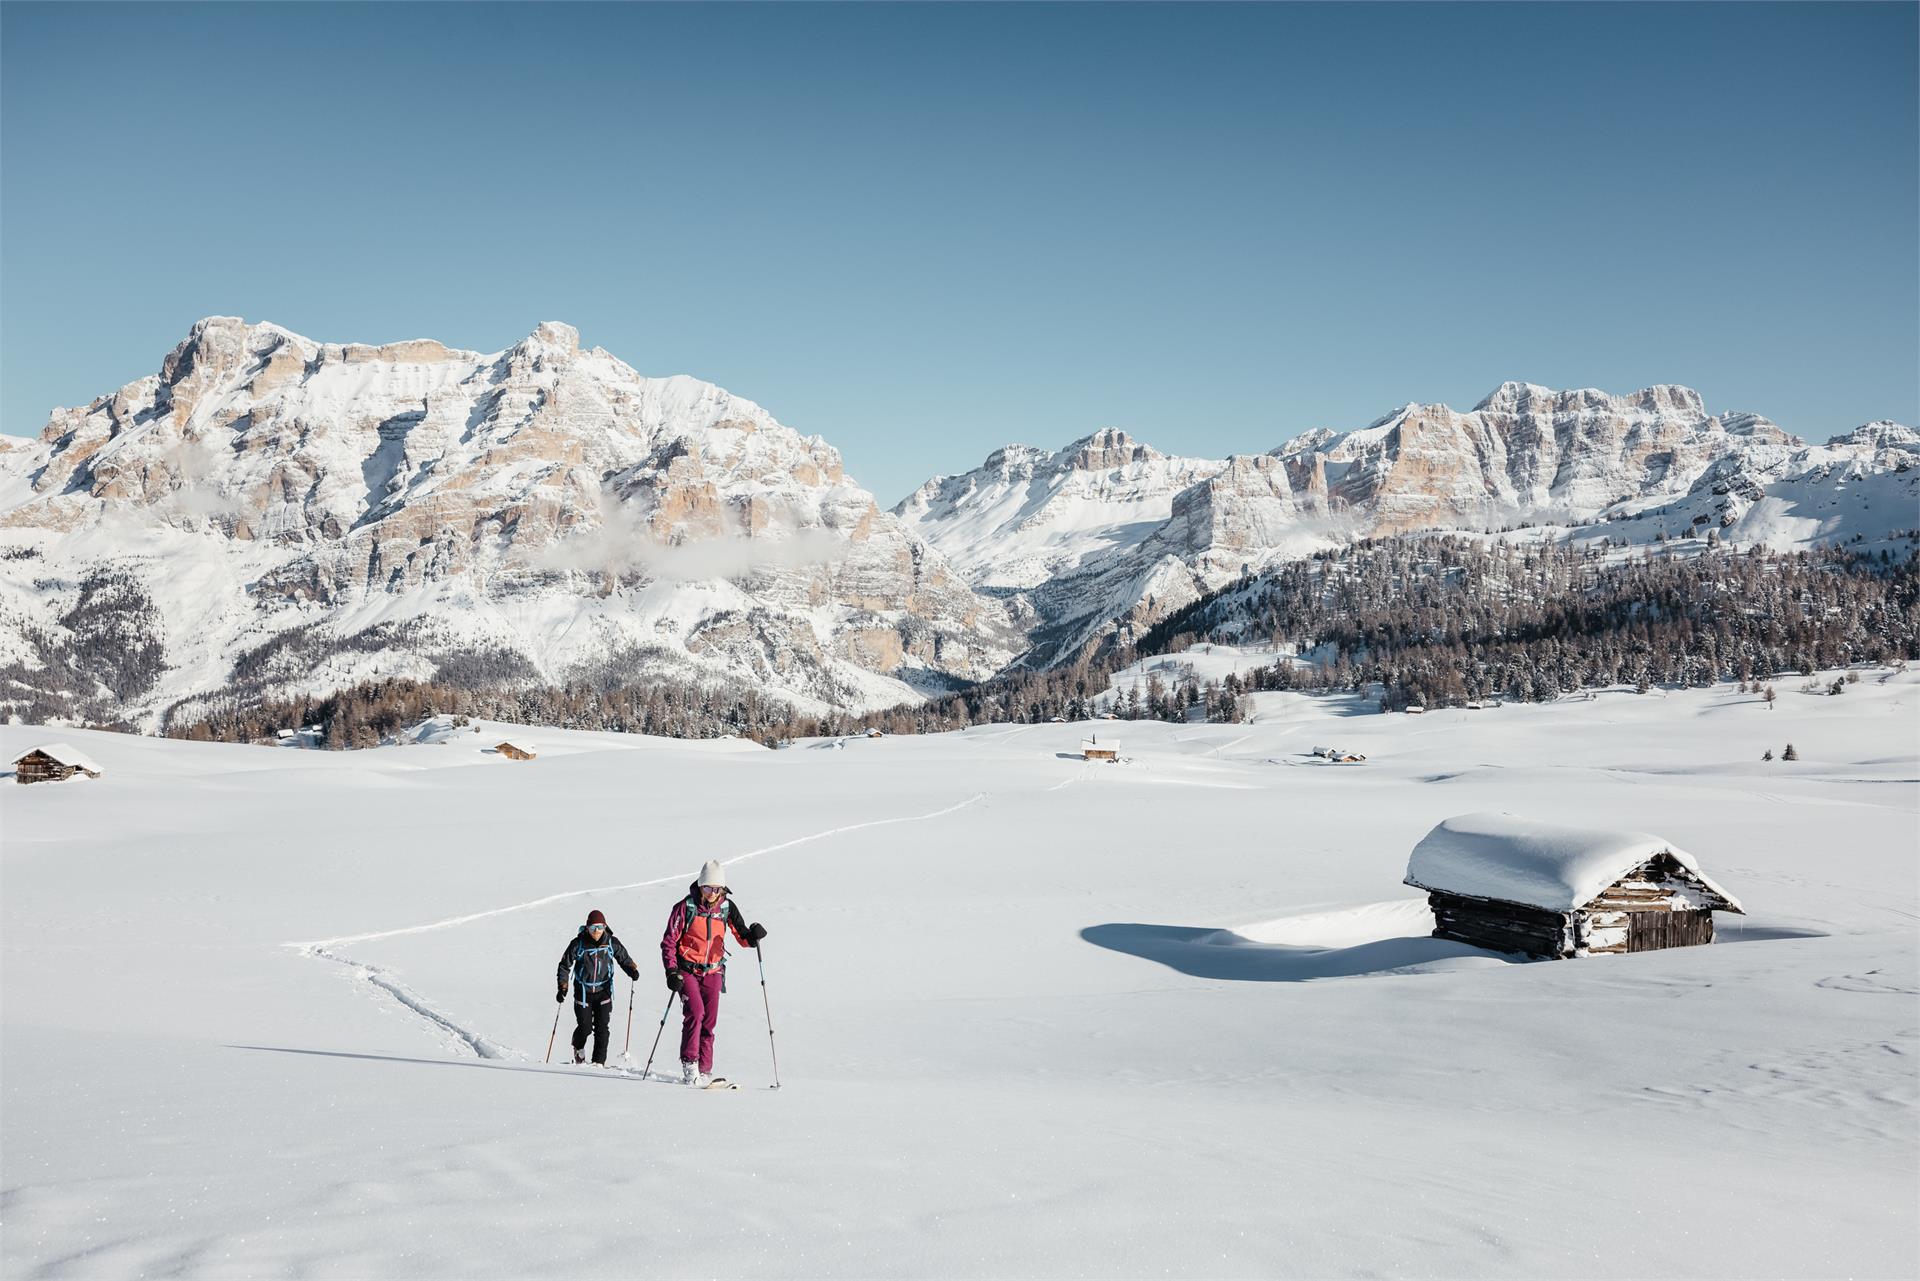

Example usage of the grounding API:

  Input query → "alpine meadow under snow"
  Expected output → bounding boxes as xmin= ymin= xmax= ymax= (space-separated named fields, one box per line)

xmin=3 ymin=674 xmax=1916 ymax=1278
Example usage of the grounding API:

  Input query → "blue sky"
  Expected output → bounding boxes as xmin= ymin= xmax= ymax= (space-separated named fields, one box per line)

xmin=3 ymin=2 xmax=1914 ymax=503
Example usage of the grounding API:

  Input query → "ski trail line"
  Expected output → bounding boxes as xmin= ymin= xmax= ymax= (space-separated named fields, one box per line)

xmin=289 ymin=791 xmax=986 ymax=950
xmin=301 ymin=947 xmax=514 ymax=1060
xmin=283 ymin=792 xmax=988 ymax=1058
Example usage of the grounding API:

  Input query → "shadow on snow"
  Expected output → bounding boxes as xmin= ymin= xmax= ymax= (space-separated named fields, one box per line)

xmin=1081 ymin=917 xmax=1829 ymax=983
xmin=228 ymin=1044 xmax=677 ymax=1085
xmin=1080 ymin=922 xmax=1513 ymax=982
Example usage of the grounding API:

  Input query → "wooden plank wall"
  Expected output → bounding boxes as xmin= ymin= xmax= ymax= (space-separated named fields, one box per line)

xmin=1627 ymin=910 xmax=1715 ymax=952
xmin=14 ymin=755 xmax=74 ymax=784
xmin=1428 ymin=892 xmax=1573 ymax=959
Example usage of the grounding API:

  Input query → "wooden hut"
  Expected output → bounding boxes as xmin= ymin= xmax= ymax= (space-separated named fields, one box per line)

xmin=1403 ymin=812 xmax=1743 ymax=959
xmin=12 ymin=743 xmax=103 ymax=785
xmin=493 ymin=741 xmax=536 ymax=761
xmin=1080 ymin=737 xmax=1119 ymax=763
xmin=1311 ymin=746 xmax=1367 ymax=763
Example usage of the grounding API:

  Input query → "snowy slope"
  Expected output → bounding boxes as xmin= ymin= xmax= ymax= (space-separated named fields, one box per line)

xmin=898 ymin=385 xmax=1917 ymax=663
xmin=0 ymin=318 xmax=1018 ymax=727
xmin=893 ymin=429 xmax=1226 ymax=590
xmin=3 ymin=672 xmax=1914 ymax=1277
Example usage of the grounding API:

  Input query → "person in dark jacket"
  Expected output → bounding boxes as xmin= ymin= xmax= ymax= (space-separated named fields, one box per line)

xmin=660 ymin=861 xmax=766 ymax=1086
xmin=556 ymin=908 xmax=640 ymax=1065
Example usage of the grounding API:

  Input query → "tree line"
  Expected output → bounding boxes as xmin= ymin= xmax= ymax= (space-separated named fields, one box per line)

xmin=1141 ymin=538 xmax=1918 ymax=712
xmin=127 ymin=536 xmax=1920 ymax=749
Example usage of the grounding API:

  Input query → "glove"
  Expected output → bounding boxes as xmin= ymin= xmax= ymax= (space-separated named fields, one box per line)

xmin=555 ymin=987 xmax=566 ymax=1003
xmin=665 ymin=971 xmax=681 ymax=993
xmin=748 ymin=922 xmax=768 ymax=944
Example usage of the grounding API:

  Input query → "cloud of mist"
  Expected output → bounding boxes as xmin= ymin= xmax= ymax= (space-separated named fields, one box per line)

xmin=156 ymin=437 xmax=244 ymax=525
xmin=531 ymin=490 xmax=849 ymax=585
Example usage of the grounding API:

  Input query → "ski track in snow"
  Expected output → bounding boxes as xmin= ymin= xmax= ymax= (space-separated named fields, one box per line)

xmin=286 ymin=792 xmax=989 ymax=1058
xmin=303 ymin=948 xmax=515 ymax=1060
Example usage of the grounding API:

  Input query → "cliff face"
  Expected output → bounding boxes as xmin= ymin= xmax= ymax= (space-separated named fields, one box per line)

xmin=0 ymin=318 xmax=1017 ymax=725
xmin=1281 ymin=382 xmax=1796 ymax=534
xmin=4 ymin=331 xmax=1911 ymax=726
xmin=900 ymin=383 xmax=1916 ymax=664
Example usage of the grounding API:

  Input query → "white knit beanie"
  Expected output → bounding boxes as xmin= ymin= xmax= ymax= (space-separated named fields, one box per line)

xmin=696 ymin=860 xmax=727 ymax=889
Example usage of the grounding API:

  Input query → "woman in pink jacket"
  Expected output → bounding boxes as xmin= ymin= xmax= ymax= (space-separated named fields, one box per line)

xmin=661 ymin=861 xmax=766 ymax=1086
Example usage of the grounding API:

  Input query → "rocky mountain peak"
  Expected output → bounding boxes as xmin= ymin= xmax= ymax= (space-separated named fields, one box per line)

xmin=1067 ymin=427 xmax=1155 ymax=471
xmin=1471 ymin=380 xmax=1706 ymax=419
xmin=158 ymin=316 xmax=265 ymax=385
xmin=1830 ymin=420 xmax=1919 ymax=449
xmin=512 ymin=321 xmax=581 ymax=359
xmin=1635 ymin=384 xmax=1707 ymax=416
xmin=1471 ymin=381 xmax=1558 ymax=414
xmin=1 ymin=319 xmax=1019 ymax=725
xmin=1273 ymin=428 xmax=1341 ymax=458
xmin=151 ymin=316 xmax=297 ymax=425
xmin=900 ymin=380 xmax=1914 ymax=668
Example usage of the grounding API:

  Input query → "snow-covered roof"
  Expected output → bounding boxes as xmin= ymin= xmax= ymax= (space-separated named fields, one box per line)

xmin=14 ymin=742 xmax=102 ymax=773
xmin=1403 ymin=812 xmax=1742 ymax=913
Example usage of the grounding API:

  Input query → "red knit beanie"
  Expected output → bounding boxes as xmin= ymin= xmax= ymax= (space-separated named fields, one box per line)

xmin=586 ymin=909 xmax=607 ymax=927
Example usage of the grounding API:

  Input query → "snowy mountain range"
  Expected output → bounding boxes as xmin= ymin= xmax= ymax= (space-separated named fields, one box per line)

xmin=0 ymin=318 xmax=1017 ymax=727
xmin=896 ymin=384 xmax=1918 ymax=664
xmin=1 ymin=318 xmax=1912 ymax=726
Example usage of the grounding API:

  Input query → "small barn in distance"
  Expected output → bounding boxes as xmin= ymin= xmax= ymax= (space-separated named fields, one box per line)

xmin=1311 ymin=745 xmax=1367 ymax=764
xmin=12 ymin=743 xmax=103 ymax=785
xmin=1081 ymin=737 xmax=1119 ymax=763
xmin=1404 ymin=812 xmax=1743 ymax=959
xmin=493 ymin=741 xmax=536 ymax=761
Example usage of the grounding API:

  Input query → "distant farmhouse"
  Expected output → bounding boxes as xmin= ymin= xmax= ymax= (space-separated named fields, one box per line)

xmin=1404 ymin=812 xmax=1743 ymax=959
xmin=1081 ymin=737 xmax=1119 ymax=763
xmin=12 ymin=743 xmax=103 ymax=785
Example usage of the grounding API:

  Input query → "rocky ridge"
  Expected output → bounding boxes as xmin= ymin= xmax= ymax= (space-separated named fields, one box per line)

xmin=3 ymin=323 xmax=1911 ymax=728
xmin=0 ymin=317 xmax=1017 ymax=727
xmin=897 ymin=383 xmax=1917 ymax=664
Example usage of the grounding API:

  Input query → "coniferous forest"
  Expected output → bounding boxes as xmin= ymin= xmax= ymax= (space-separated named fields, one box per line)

xmin=148 ymin=538 xmax=1920 ymax=749
xmin=1143 ymin=537 xmax=1919 ymax=713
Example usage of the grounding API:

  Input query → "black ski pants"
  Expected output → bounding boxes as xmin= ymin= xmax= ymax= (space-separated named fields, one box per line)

xmin=571 ymin=995 xmax=612 ymax=1064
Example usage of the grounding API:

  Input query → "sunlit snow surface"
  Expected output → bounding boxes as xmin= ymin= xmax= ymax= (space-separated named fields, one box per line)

xmin=2 ymin=676 xmax=1915 ymax=1277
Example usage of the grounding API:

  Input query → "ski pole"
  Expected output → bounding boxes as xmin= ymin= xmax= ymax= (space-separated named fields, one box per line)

xmin=544 ymin=997 xmax=563 ymax=1064
xmin=755 ymin=943 xmax=781 ymax=1090
xmin=622 ymin=979 xmax=636 ymax=1057
xmin=640 ymin=994 xmax=675 ymax=1081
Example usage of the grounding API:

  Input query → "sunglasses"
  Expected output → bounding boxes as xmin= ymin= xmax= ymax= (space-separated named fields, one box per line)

xmin=586 ymin=923 xmax=607 ymax=932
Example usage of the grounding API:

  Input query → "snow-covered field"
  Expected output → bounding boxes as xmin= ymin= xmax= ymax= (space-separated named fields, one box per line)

xmin=3 ymin=676 xmax=1916 ymax=1278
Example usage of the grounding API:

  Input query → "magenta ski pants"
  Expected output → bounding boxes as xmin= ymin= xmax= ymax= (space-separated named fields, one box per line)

xmin=676 ymin=970 xmax=723 ymax=1072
